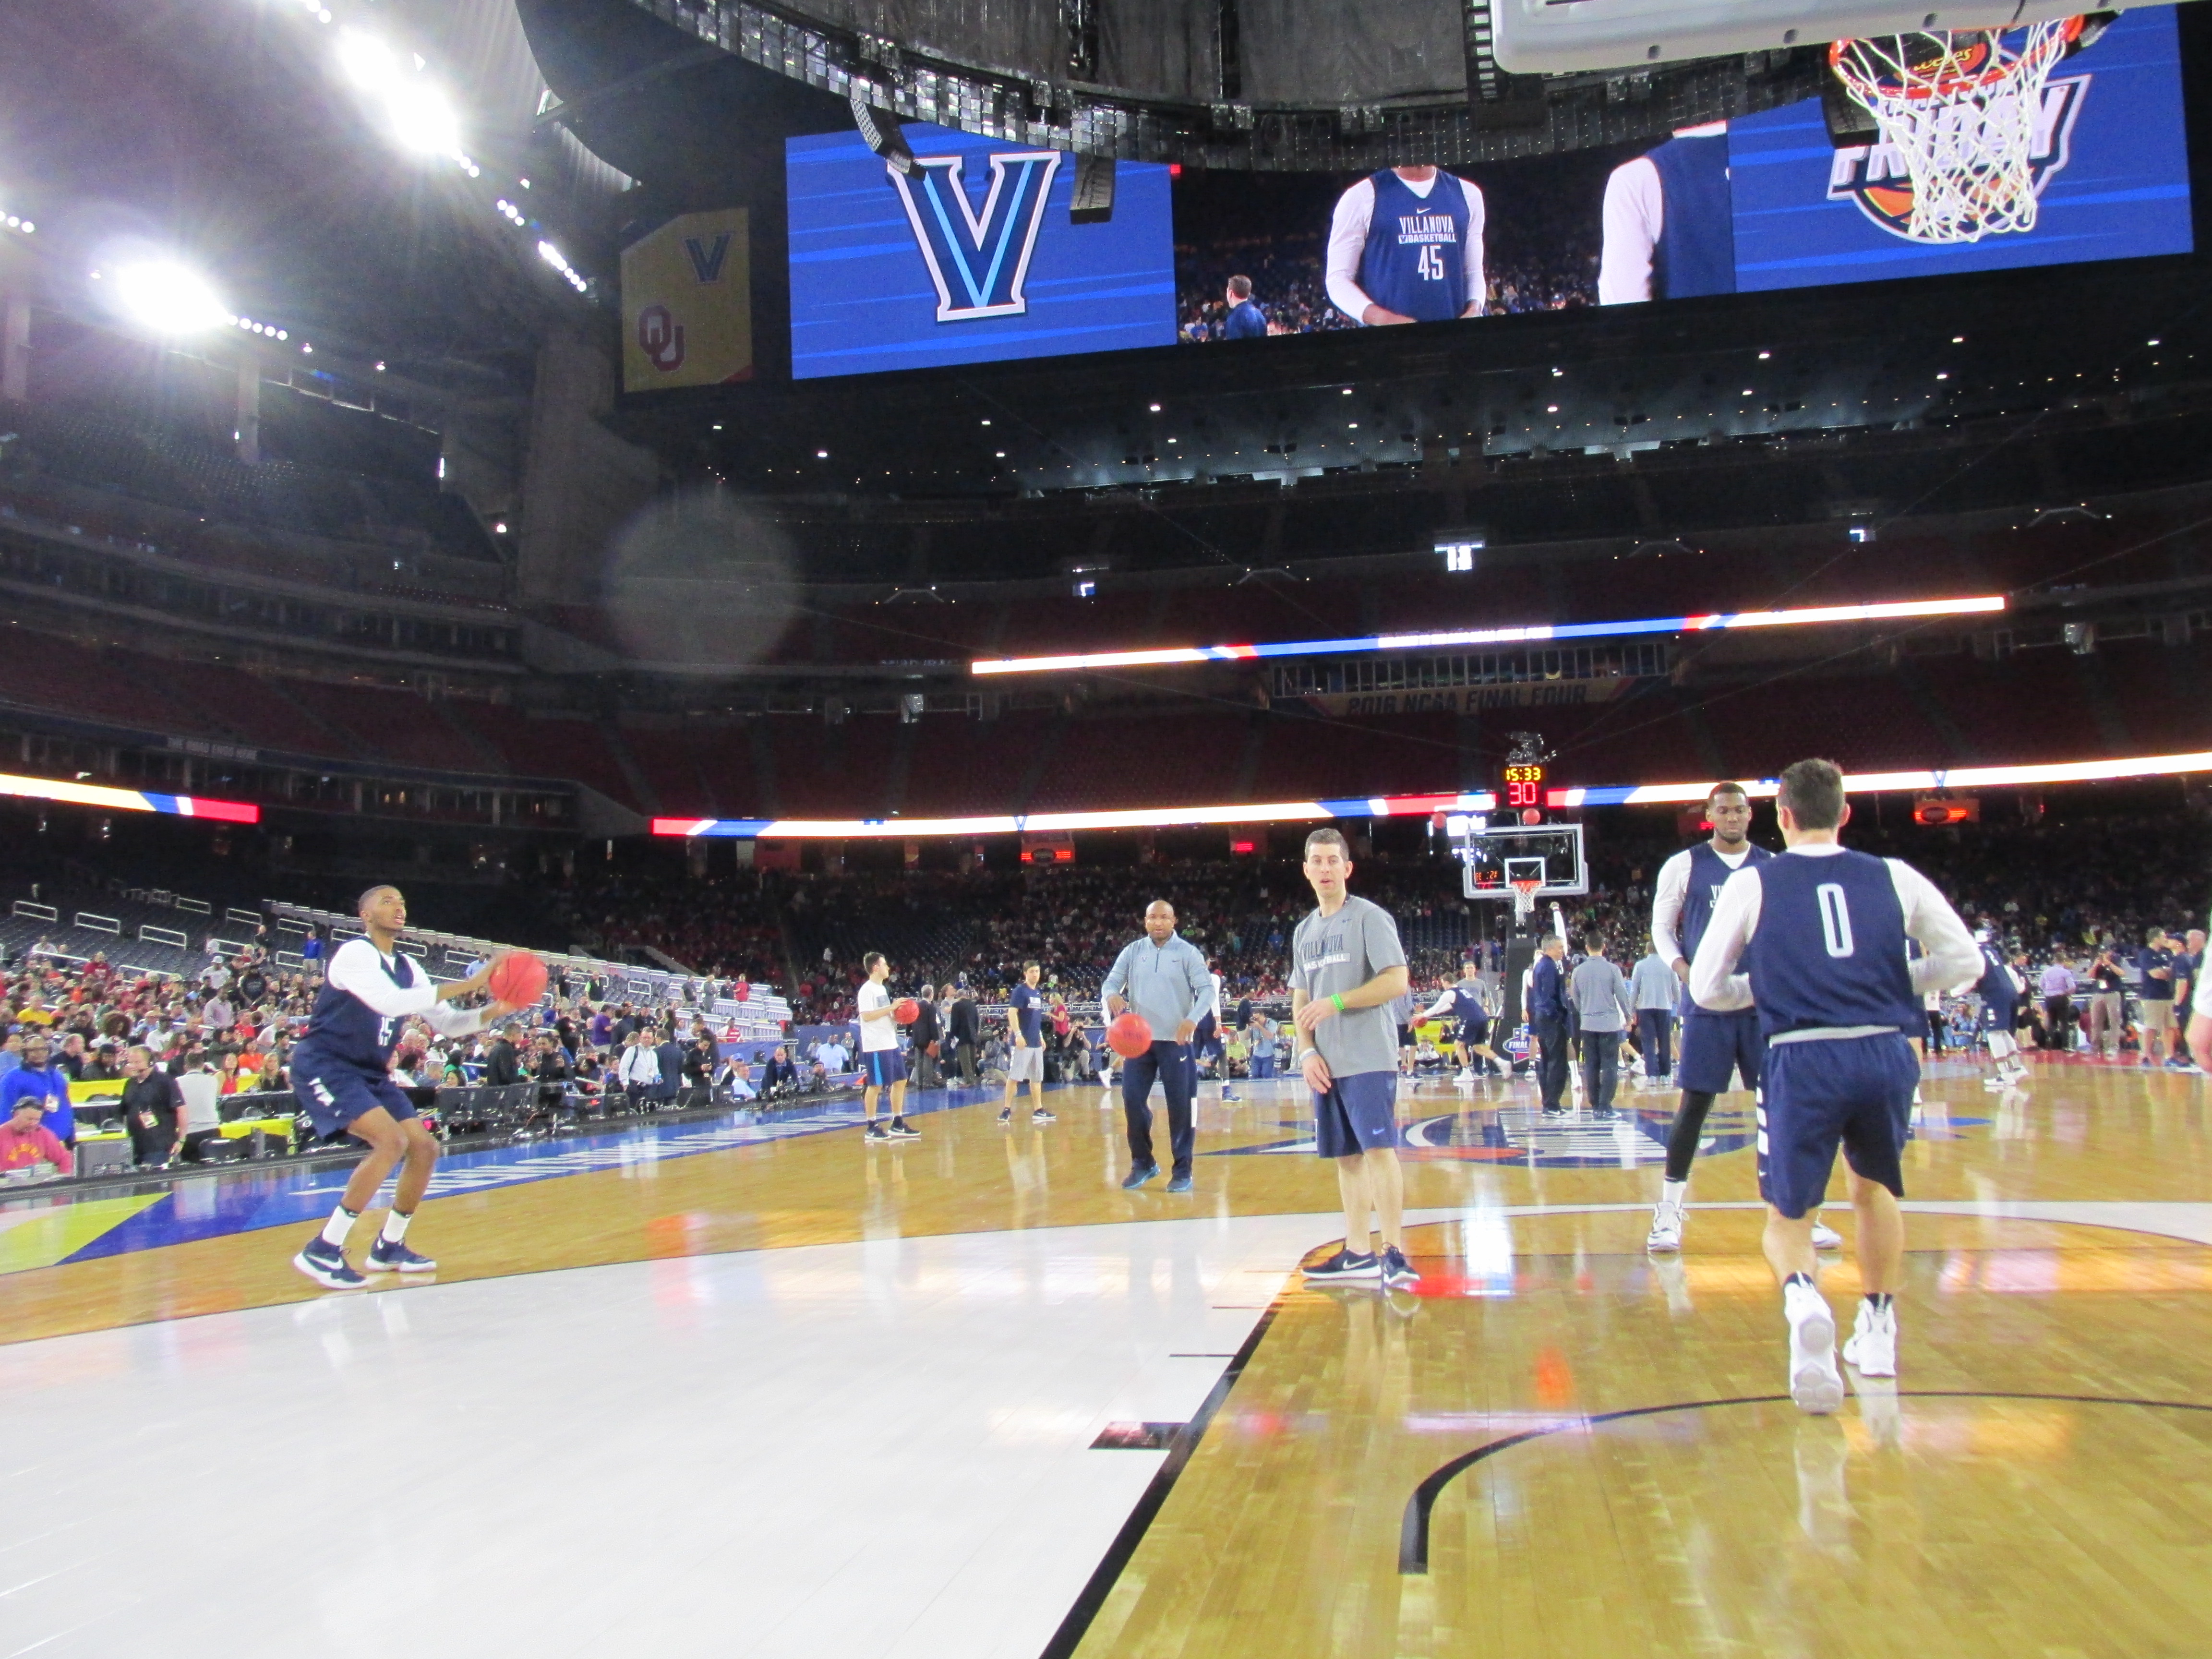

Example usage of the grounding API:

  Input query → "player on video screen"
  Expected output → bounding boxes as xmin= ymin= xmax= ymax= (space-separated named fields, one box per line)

xmin=1598 ymin=121 xmax=1737 ymax=304
xmin=1325 ymin=166 xmax=1487 ymax=326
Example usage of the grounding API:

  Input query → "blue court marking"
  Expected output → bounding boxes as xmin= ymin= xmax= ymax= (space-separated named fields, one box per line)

xmin=39 ymin=1084 xmax=1018 ymax=1269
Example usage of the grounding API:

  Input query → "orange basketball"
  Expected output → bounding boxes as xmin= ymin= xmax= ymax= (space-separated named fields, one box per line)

xmin=487 ymin=952 xmax=548 ymax=1007
xmin=1106 ymin=1011 xmax=1154 ymax=1058
xmin=893 ymin=998 xmax=920 ymax=1024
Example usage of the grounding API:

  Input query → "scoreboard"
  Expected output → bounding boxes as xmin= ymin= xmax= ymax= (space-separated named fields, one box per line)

xmin=1502 ymin=763 xmax=1546 ymax=811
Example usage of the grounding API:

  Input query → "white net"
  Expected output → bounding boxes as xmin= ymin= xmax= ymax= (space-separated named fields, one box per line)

xmin=1829 ymin=18 xmax=2080 ymax=244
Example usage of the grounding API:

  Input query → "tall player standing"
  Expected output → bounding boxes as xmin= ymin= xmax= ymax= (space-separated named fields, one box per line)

xmin=290 ymin=886 xmax=521 ymax=1289
xmin=857 ymin=952 xmax=920 ymax=1142
xmin=1324 ymin=166 xmax=1487 ymax=327
xmin=1292 ymin=828 xmax=1418 ymax=1286
xmin=1691 ymin=759 xmax=1979 ymax=1412
xmin=1646 ymin=784 xmax=1844 ymax=1253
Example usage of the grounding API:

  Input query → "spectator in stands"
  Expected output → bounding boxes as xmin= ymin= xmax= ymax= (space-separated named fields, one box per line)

xmin=83 ymin=1040 xmax=122 ymax=1083
xmin=816 ymin=1033 xmax=850 ymax=1075
xmin=719 ymin=1055 xmax=758 ymax=1101
xmin=174 ymin=1057 xmax=222 ymax=1159
xmin=120 ymin=1044 xmax=182 ymax=1166
xmin=653 ymin=1029 xmax=686 ymax=1107
xmin=761 ymin=1045 xmax=798 ymax=1094
xmin=0 ymin=1033 xmax=20 ymax=1077
xmin=0 ymin=1096 xmax=72 ymax=1178
xmin=1222 ymin=275 xmax=1268 ymax=339
xmin=482 ymin=1024 xmax=523 ymax=1087
xmin=588 ymin=1005 xmax=612 ymax=1051
xmin=55 ymin=1032 xmax=88 ymax=1082
xmin=1 ymin=1035 xmax=73 ymax=1149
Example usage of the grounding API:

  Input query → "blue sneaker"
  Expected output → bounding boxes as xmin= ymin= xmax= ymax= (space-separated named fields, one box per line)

xmin=366 ymin=1237 xmax=438 ymax=1274
xmin=1302 ymin=1247 xmax=1380 ymax=1281
xmin=292 ymin=1236 xmax=365 ymax=1290
xmin=1166 ymin=1173 xmax=1194 ymax=1193
xmin=1120 ymin=1164 xmax=1159 ymax=1190
xmin=1381 ymin=1245 xmax=1420 ymax=1287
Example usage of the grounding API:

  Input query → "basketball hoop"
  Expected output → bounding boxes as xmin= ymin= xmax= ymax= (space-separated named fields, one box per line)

xmin=1509 ymin=876 xmax=1543 ymax=924
xmin=1829 ymin=16 xmax=2083 ymax=244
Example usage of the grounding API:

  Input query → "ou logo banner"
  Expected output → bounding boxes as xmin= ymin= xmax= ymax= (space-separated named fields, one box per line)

xmin=889 ymin=150 xmax=1061 ymax=322
xmin=637 ymin=303 xmax=685 ymax=372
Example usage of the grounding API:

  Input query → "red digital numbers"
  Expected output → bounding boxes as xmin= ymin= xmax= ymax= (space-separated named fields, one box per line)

xmin=1502 ymin=763 xmax=1546 ymax=810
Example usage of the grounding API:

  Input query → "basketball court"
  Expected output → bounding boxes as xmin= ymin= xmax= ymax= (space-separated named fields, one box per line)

xmin=7 ymin=1059 xmax=2208 ymax=1658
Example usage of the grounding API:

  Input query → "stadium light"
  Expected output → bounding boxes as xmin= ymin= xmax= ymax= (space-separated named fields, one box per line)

xmin=651 ymin=746 xmax=2212 ymax=841
xmin=537 ymin=240 xmax=589 ymax=293
xmin=970 ymin=593 xmax=2008 ymax=676
xmin=107 ymin=260 xmax=231 ymax=337
xmin=337 ymin=29 xmax=464 ymax=160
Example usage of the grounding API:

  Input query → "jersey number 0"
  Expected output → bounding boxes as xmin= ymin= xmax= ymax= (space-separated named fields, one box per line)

xmin=1815 ymin=884 xmax=1856 ymax=959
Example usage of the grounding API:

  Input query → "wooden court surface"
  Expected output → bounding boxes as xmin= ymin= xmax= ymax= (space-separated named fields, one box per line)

xmin=6 ymin=1061 xmax=2210 ymax=1346
xmin=7 ymin=1061 xmax=2212 ymax=1657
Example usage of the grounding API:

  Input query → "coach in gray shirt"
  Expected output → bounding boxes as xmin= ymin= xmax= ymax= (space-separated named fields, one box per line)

xmin=1629 ymin=944 xmax=1678 ymax=1089
xmin=1102 ymin=900 xmax=1213 ymax=1192
xmin=1570 ymin=936 xmax=1635 ymax=1118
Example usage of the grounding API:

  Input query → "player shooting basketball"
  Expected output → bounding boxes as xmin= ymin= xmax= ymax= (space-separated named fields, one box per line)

xmin=290 ymin=885 xmax=529 ymax=1288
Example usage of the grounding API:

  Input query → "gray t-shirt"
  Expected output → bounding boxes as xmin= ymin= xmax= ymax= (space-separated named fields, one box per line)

xmin=1289 ymin=894 xmax=1408 ymax=1078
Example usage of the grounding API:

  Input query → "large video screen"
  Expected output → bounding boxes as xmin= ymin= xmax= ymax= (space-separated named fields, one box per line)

xmin=784 ymin=7 xmax=2190 ymax=377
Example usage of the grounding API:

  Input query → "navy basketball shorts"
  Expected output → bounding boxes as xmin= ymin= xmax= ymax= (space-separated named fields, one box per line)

xmin=1457 ymin=1017 xmax=1490 ymax=1048
xmin=1677 ymin=1007 xmax=1766 ymax=1094
xmin=1756 ymin=1033 xmax=1921 ymax=1220
xmin=294 ymin=1067 xmax=417 ymax=1139
xmin=862 ymin=1049 xmax=907 ymax=1088
xmin=1313 ymin=1069 xmax=1399 ymax=1159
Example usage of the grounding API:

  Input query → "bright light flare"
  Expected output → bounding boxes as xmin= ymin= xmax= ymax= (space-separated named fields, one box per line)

xmin=108 ymin=260 xmax=230 ymax=337
xmin=337 ymin=28 xmax=463 ymax=158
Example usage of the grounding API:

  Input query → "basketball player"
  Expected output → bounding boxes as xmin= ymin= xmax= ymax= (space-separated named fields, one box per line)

xmin=1292 ymin=828 xmax=1418 ymax=1286
xmin=1418 ymin=968 xmax=1500 ymax=1083
xmin=1647 ymin=784 xmax=1842 ymax=1253
xmin=857 ymin=952 xmax=919 ymax=1141
xmin=289 ymin=886 xmax=522 ymax=1289
xmin=1975 ymin=934 xmax=2031 ymax=1091
xmin=1000 ymin=960 xmax=1056 ymax=1127
xmin=1324 ymin=166 xmax=1486 ymax=327
xmin=1597 ymin=122 xmax=1736 ymax=304
xmin=1690 ymin=757 xmax=1979 ymax=1413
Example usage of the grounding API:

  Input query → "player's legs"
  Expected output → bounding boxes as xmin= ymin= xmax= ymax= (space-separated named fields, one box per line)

xmin=1119 ymin=1044 xmax=1162 ymax=1183
xmin=1362 ymin=1148 xmax=1405 ymax=1254
xmin=1333 ymin=1153 xmax=1374 ymax=1254
xmin=1309 ymin=1073 xmax=1412 ymax=1282
xmin=1158 ymin=1046 xmax=1195 ymax=1186
xmin=890 ymin=1075 xmax=910 ymax=1127
xmin=1756 ymin=1051 xmax=1845 ymax=1414
xmin=294 ymin=1079 xmax=430 ymax=1287
xmin=337 ymin=1105 xmax=409 ymax=1215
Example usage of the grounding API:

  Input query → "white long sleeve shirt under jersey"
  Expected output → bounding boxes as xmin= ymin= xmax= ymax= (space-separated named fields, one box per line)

xmin=1325 ymin=172 xmax=1487 ymax=324
xmin=1597 ymin=121 xmax=1727 ymax=305
xmin=1689 ymin=844 xmax=1983 ymax=1031
xmin=1649 ymin=841 xmax=1757 ymax=970
xmin=325 ymin=938 xmax=492 ymax=1041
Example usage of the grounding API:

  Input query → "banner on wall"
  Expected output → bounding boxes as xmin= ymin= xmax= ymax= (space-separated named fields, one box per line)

xmin=622 ymin=208 xmax=754 ymax=392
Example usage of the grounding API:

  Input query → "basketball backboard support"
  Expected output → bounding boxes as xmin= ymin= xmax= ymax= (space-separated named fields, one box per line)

xmin=1461 ymin=821 xmax=1589 ymax=903
xmin=1485 ymin=0 xmax=2144 ymax=75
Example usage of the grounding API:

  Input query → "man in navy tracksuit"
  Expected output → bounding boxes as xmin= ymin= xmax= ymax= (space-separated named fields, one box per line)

xmin=1692 ymin=758 xmax=1979 ymax=1414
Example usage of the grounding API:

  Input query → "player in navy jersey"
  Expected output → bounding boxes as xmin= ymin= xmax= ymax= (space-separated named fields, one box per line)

xmin=1418 ymin=969 xmax=1500 ymax=1083
xmin=1975 ymin=934 xmax=2031 ymax=1091
xmin=1646 ymin=782 xmax=1846 ymax=1252
xmin=289 ymin=886 xmax=526 ymax=1288
xmin=1324 ymin=166 xmax=1487 ymax=326
xmin=1691 ymin=758 xmax=1980 ymax=1413
xmin=1597 ymin=121 xmax=1737 ymax=304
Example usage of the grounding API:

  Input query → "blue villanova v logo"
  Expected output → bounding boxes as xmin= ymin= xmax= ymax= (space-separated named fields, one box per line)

xmin=888 ymin=150 xmax=1062 ymax=323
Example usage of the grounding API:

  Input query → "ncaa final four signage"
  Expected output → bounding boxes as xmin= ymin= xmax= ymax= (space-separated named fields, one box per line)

xmin=621 ymin=208 xmax=754 ymax=392
xmin=785 ymin=122 xmax=1175 ymax=379
xmin=1730 ymin=7 xmax=2190 ymax=288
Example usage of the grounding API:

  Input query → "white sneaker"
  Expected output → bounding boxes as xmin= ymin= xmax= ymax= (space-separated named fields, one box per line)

xmin=1842 ymin=1300 xmax=1897 ymax=1378
xmin=1455 ymin=1068 xmax=1474 ymax=1084
xmin=1809 ymin=1220 xmax=1844 ymax=1250
xmin=1784 ymin=1281 xmax=1844 ymax=1415
xmin=1646 ymin=1201 xmax=1684 ymax=1253
xmin=1982 ymin=1077 xmax=2009 ymax=1091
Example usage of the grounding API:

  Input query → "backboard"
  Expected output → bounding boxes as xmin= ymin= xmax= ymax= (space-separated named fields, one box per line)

xmin=1487 ymin=0 xmax=2116 ymax=75
xmin=1459 ymin=821 xmax=1588 ymax=902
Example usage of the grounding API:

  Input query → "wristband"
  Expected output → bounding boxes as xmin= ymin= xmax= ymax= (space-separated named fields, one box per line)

xmin=1330 ymin=993 xmax=1346 ymax=1013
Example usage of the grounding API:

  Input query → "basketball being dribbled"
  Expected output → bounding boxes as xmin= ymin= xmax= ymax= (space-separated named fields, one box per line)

xmin=1106 ymin=1011 xmax=1153 ymax=1058
xmin=486 ymin=951 xmax=548 ymax=1008
xmin=893 ymin=997 xmax=920 ymax=1024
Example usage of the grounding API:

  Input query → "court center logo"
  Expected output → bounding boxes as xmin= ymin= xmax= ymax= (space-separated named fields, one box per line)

xmin=1826 ymin=73 xmax=2087 ymax=239
xmin=889 ymin=150 xmax=1061 ymax=322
